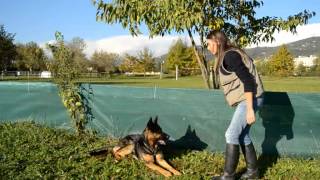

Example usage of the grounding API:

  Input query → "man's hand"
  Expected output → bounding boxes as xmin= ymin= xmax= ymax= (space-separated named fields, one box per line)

xmin=246 ymin=108 xmax=256 ymax=125
xmin=244 ymin=92 xmax=255 ymax=125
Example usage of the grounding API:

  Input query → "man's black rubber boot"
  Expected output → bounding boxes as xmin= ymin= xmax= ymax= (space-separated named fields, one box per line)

xmin=240 ymin=143 xmax=259 ymax=179
xmin=212 ymin=144 xmax=240 ymax=180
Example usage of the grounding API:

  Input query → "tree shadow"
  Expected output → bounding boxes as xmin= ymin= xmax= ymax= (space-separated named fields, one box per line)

xmin=79 ymin=84 xmax=95 ymax=133
xmin=257 ymin=92 xmax=295 ymax=178
xmin=162 ymin=125 xmax=208 ymax=159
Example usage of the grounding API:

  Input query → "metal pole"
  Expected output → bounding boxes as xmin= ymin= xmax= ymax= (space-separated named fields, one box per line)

xmin=160 ymin=62 xmax=163 ymax=79
xmin=153 ymin=85 xmax=157 ymax=99
xmin=209 ymin=66 xmax=213 ymax=87
xmin=27 ymin=71 xmax=30 ymax=93
xmin=175 ymin=65 xmax=178 ymax=80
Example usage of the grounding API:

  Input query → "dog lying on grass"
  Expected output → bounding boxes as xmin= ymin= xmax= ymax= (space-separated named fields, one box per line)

xmin=90 ymin=116 xmax=181 ymax=177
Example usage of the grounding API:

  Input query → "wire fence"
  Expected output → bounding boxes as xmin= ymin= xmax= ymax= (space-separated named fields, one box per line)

xmin=0 ymin=70 xmax=165 ymax=80
xmin=0 ymin=68 xmax=207 ymax=81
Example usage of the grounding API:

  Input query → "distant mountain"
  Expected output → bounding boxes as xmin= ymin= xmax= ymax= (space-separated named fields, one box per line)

xmin=156 ymin=36 xmax=320 ymax=61
xmin=246 ymin=36 xmax=320 ymax=59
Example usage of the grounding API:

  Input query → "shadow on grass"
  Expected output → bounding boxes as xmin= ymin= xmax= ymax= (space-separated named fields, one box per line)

xmin=257 ymin=92 xmax=295 ymax=178
xmin=163 ymin=125 xmax=208 ymax=160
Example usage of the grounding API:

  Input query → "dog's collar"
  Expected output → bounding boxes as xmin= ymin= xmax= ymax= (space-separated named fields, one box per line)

xmin=142 ymin=136 xmax=159 ymax=156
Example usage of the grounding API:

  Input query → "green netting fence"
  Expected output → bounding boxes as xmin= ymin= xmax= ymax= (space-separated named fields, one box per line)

xmin=0 ymin=82 xmax=319 ymax=156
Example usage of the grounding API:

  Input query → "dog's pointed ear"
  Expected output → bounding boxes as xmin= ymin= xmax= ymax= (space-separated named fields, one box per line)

xmin=192 ymin=129 xmax=196 ymax=135
xmin=186 ymin=125 xmax=192 ymax=135
xmin=147 ymin=117 xmax=153 ymax=127
xmin=154 ymin=116 xmax=158 ymax=124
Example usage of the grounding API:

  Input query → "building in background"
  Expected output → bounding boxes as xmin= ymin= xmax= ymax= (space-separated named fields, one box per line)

xmin=294 ymin=55 xmax=317 ymax=67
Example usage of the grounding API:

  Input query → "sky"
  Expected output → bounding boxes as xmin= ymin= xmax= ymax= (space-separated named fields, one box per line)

xmin=1 ymin=0 xmax=320 ymax=57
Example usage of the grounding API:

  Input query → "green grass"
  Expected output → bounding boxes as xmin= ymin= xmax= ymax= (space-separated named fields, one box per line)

xmin=0 ymin=76 xmax=52 ymax=82
xmin=261 ymin=76 xmax=320 ymax=93
xmin=1 ymin=122 xmax=319 ymax=179
xmin=1 ymin=75 xmax=320 ymax=92
xmin=80 ymin=76 xmax=320 ymax=93
xmin=77 ymin=75 xmax=208 ymax=89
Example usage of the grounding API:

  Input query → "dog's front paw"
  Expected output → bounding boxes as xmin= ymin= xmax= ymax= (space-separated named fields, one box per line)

xmin=163 ymin=171 xmax=172 ymax=177
xmin=172 ymin=170 xmax=182 ymax=176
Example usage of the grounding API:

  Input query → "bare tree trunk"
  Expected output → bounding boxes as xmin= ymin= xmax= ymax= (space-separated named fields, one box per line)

xmin=187 ymin=29 xmax=211 ymax=89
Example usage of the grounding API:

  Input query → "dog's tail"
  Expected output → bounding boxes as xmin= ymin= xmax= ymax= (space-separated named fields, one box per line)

xmin=89 ymin=146 xmax=113 ymax=156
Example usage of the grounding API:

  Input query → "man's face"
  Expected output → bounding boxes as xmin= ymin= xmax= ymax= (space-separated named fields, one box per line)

xmin=207 ymin=38 xmax=219 ymax=55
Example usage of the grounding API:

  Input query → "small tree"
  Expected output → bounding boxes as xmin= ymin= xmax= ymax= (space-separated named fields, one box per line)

xmin=119 ymin=54 xmax=140 ymax=73
xmin=67 ymin=37 xmax=90 ymax=72
xmin=137 ymin=47 xmax=156 ymax=75
xmin=269 ymin=45 xmax=294 ymax=77
xmin=165 ymin=39 xmax=198 ymax=76
xmin=91 ymin=50 xmax=119 ymax=73
xmin=0 ymin=25 xmax=17 ymax=71
xmin=255 ymin=59 xmax=270 ymax=76
xmin=15 ymin=42 xmax=47 ymax=72
xmin=47 ymin=32 xmax=87 ymax=135
xmin=294 ymin=62 xmax=306 ymax=76
xmin=308 ymin=56 xmax=320 ymax=76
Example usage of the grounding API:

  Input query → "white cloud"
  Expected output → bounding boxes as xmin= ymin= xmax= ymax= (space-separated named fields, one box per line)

xmin=40 ymin=23 xmax=320 ymax=58
xmin=39 ymin=40 xmax=56 ymax=58
xmin=83 ymin=23 xmax=320 ymax=57
xmin=248 ymin=23 xmax=320 ymax=48
xmin=84 ymin=35 xmax=192 ymax=58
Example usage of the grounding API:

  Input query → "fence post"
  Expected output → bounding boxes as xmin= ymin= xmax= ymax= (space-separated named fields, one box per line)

xmin=209 ymin=66 xmax=213 ymax=87
xmin=175 ymin=65 xmax=178 ymax=81
xmin=27 ymin=71 xmax=30 ymax=93
xmin=160 ymin=61 xmax=164 ymax=79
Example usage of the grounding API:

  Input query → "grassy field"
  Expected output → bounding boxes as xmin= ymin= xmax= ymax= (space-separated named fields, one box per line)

xmin=2 ymin=75 xmax=320 ymax=92
xmin=261 ymin=76 xmax=320 ymax=93
xmin=1 ymin=122 xmax=319 ymax=180
xmin=79 ymin=76 xmax=320 ymax=92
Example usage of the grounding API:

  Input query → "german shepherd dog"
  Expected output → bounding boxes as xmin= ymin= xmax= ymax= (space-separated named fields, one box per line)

xmin=112 ymin=116 xmax=181 ymax=177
